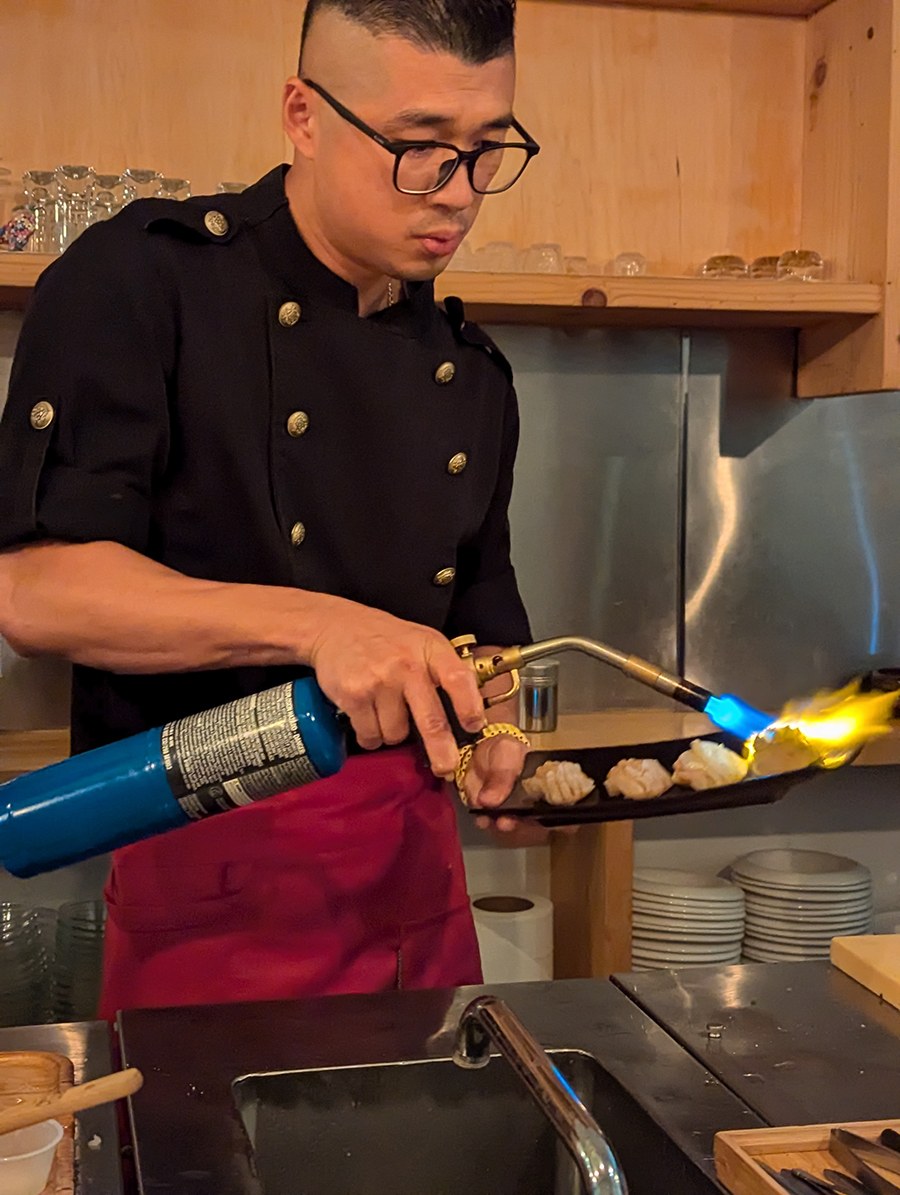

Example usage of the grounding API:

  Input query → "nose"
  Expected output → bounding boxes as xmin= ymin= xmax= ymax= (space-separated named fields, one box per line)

xmin=432 ymin=161 xmax=477 ymax=212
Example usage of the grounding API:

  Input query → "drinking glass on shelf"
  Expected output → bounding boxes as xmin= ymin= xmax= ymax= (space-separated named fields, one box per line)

xmin=216 ymin=181 xmax=249 ymax=194
xmin=91 ymin=173 xmax=129 ymax=223
xmin=451 ymin=241 xmax=475 ymax=271
xmin=0 ymin=167 xmax=15 ymax=241
xmin=123 ymin=168 xmax=163 ymax=201
xmin=158 ymin=176 xmax=191 ymax=201
xmin=777 ymin=249 xmax=826 ymax=281
xmin=612 ymin=251 xmax=647 ymax=276
xmin=22 ymin=170 xmax=59 ymax=254
xmin=699 ymin=254 xmax=748 ymax=278
xmin=520 ymin=242 xmax=563 ymax=273
xmin=749 ymin=255 xmax=779 ymax=279
xmin=564 ymin=255 xmax=589 ymax=275
xmin=55 ymin=164 xmax=95 ymax=250
xmin=474 ymin=241 xmax=519 ymax=272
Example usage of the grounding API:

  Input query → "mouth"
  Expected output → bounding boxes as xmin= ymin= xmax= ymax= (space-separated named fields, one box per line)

xmin=416 ymin=230 xmax=466 ymax=258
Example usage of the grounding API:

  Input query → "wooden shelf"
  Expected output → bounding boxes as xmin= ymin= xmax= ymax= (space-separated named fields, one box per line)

xmin=534 ymin=0 xmax=836 ymax=16
xmin=436 ymin=272 xmax=880 ymax=330
xmin=0 ymin=729 xmax=69 ymax=783
xmin=2 ymin=258 xmax=880 ymax=334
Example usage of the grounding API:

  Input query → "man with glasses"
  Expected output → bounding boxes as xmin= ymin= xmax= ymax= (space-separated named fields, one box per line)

xmin=0 ymin=0 xmax=541 ymax=1013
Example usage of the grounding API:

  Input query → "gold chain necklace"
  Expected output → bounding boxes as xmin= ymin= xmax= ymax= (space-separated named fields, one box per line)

xmin=386 ymin=279 xmax=394 ymax=308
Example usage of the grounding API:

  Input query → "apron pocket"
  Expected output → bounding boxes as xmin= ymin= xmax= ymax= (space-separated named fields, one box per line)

xmin=104 ymin=861 xmax=252 ymax=933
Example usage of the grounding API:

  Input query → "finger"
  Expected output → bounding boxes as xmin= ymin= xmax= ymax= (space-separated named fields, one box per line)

xmin=373 ymin=689 xmax=410 ymax=747
xmin=429 ymin=646 xmax=485 ymax=734
xmin=494 ymin=815 xmax=523 ymax=833
xmin=344 ymin=699 xmax=384 ymax=752
xmin=404 ymin=674 xmax=460 ymax=778
xmin=475 ymin=740 xmax=527 ymax=808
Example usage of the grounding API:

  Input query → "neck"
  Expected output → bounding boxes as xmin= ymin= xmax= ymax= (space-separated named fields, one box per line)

xmin=284 ymin=165 xmax=392 ymax=316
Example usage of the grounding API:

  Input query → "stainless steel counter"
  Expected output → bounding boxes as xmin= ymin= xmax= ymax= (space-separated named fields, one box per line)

xmin=0 ymin=1020 xmax=123 ymax=1195
xmin=616 ymin=959 xmax=900 ymax=1126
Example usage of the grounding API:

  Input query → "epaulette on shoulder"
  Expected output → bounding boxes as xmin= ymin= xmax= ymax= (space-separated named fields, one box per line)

xmin=442 ymin=294 xmax=513 ymax=385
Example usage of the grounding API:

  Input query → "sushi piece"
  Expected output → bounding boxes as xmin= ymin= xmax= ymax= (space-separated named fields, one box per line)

xmin=672 ymin=739 xmax=748 ymax=790
xmin=522 ymin=760 xmax=596 ymax=806
xmin=604 ymin=758 xmax=673 ymax=800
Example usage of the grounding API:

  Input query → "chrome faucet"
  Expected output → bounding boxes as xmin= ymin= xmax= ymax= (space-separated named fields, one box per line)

xmin=453 ymin=995 xmax=628 ymax=1195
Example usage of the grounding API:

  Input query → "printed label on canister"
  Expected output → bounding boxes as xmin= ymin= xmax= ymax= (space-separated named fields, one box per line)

xmin=160 ymin=684 xmax=320 ymax=819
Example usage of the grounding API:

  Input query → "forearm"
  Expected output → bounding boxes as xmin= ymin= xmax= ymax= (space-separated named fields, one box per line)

xmin=0 ymin=540 xmax=341 ymax=674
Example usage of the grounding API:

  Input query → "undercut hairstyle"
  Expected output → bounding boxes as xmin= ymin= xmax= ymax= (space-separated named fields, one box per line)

xmin=300 ymin=0 xmax=516 ymax=68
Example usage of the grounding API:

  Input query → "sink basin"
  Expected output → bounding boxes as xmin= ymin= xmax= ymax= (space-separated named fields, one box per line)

xmin=233 ymin=1050 xmax=719 ymax=1195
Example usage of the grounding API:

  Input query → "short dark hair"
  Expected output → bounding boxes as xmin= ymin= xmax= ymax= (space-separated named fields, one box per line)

xmin=300 ymin=0 xmax=516 ymax=68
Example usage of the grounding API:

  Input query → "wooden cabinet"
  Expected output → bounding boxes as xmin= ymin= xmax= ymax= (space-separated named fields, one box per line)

xmin=1 ymin=0 xmax=899 ymax=394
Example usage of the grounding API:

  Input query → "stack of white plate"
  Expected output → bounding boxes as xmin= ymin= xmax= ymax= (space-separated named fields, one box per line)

xmin=632 ymin=869 xmax=745 ymax=971
xmin=729 ymin=849 xmax=873 ymax=963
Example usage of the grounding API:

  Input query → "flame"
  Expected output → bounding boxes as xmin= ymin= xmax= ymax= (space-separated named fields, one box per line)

xmin=745 ymin=679 xmax=898 ymax=775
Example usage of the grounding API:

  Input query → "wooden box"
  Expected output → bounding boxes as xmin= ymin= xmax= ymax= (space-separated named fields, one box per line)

xmin=716 ymin=1117 xmax=900 ymax=1193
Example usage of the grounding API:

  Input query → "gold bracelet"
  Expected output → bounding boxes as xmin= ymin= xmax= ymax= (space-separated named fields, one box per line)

xmin=454 ymin=722 xmax=531 ymax=806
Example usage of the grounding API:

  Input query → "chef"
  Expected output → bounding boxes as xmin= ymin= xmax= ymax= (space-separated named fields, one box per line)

xmin=0 ymin=0 xmax=542 ymax=1012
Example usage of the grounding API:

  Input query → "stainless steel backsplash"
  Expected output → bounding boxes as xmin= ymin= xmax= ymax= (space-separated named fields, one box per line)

xmin=2 ymin=311 xmax=898 ymax=727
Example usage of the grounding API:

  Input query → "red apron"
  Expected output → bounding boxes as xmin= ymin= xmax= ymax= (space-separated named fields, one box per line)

xmin=99 ymin=746 xmax=482 ymax=1016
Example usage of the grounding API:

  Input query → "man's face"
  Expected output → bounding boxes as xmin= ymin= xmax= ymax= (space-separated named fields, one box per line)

xmin=286 ymin=14 xmax=516 ymax=282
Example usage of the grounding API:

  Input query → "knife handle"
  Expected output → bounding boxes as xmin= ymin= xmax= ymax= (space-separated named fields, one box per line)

xmin=880 ymin=1131 xmax=900 ymax=1157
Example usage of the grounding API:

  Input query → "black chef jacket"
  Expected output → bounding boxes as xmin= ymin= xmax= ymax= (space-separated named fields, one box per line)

xmin=0 ymin=166 xmax=531 ymax=752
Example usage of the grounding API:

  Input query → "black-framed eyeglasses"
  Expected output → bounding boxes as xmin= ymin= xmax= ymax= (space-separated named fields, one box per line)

xmin=302 ymin=78 xmax=540 ymax=196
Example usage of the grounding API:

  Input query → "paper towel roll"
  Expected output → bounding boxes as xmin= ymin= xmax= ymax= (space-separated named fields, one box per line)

xmin=471 ymin=893 xmax=553 ymax=983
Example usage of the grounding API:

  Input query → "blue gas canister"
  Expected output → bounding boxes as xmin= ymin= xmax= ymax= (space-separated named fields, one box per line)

xmin=0 ymin=678 xmax=346 ymax=877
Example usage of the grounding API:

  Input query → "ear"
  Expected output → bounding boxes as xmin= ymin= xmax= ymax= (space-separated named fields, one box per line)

xmin=283 ymin=78 xmax=317 ymax=160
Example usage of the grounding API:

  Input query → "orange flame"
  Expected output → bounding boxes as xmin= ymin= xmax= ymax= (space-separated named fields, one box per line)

xmin=746 ymin=680 xmax=898 ymax=775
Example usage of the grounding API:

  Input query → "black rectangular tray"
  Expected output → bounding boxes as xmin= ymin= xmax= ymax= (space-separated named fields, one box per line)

xmin=472 ymin=733 xmax=816 ymax=826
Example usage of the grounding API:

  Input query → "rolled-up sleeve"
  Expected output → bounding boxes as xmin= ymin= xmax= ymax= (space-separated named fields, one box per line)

xmin=445 ymin=383 xmax=532 ymax=647
xmin=0 ymin=223 xmax=171 ymax=552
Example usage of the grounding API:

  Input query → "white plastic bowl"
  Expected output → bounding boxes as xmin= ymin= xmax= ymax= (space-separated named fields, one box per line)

xmin=0 ymin=1119 xmax=63 ymax=1195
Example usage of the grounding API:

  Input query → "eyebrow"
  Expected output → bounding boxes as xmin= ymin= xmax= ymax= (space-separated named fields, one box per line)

xmin=385 ymin=108 xmax=515 ymax=136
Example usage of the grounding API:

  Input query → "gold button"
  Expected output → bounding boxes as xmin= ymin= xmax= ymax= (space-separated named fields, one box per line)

xmin=434 ymin=362 xmax=456 ymax=385
xmin=447 ymin=452 xmax=468 ymax=475
xmin=29 ymin=401 xmax=55 ymax=431
xmin=433 ymin=567 xmax=456 ymax=587
xmin=278 ymin=301 xmax=302 ymax=328
xmin=204 ymin=210 xmax=229 ymax=237
xmin=290 ymin=522 xmax=306 ymax=547
xmin=287 ymin=411 xmax=310 ymax=437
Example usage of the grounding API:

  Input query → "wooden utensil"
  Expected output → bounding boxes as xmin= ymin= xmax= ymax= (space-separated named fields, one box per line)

xmin=0 ymin=1068 xmax=142 ymax=1137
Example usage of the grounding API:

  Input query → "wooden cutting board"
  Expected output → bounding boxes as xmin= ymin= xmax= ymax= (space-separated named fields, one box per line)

xmin=831 ymin=933 xmax=900 ymax=1013
xmin=0 ymin=1052 xmax=75 ymax=1194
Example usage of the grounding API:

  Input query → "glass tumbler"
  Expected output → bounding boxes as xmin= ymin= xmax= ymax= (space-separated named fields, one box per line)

xmin=0 ymin=904 xmax=53 ymax=1027
xmin=52 ymin=900 xmax=107 ymax=1021
xmin=55 ymin=165 xmax=95 ymax=250
xmin=777 ymin=249 xmax=826 ymax=281
xmin=0 ymin=167 xmax=15 ymax=243
xmin=123 ymin=168 xmax=163 ymax=201
xmin=612 ymin=251 xmax=647 ymax=276
xmin=158 ymin=176 xmax=191 ymax=201
xmin=216 ymin=181 xmax=249 ymax=194
xmin=22 ymin=170 xmax=59 ymax=253
xmin=699 ymin=254 xmax=748 ymax=278
xmin=91 ymin=173 xmax=129 ymax=223
xmin=474 ymin=241 xmax=520 ymax=272
xmin=749 ymin=255 xmax=779 ymax=279
xmin=520 ymin=242 xmax=564 ymax=273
